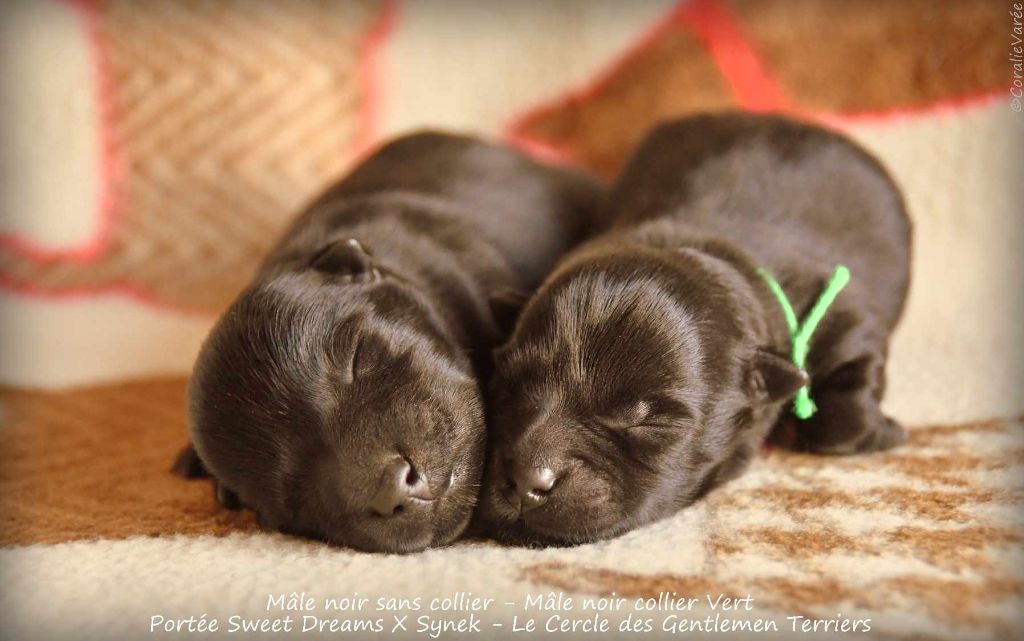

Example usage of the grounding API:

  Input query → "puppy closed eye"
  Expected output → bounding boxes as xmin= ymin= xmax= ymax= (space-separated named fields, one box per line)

xmin=601 ymin=399 xmax=653 ymax=429
xmin=333 ymin=333 xmax=371 ymax=385
xmin=349 ymin=336 xmax=365 ymax=381
xmin=600 ymin=394 xmax=697 ymax=431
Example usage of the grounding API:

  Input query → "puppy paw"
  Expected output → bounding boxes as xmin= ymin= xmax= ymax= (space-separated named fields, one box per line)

xmin=171 ymin=444 xmax=210 ymax=478
xmin=859 ymin=415 xmax=907 ymax=453
xmin=216 ymin=482 xmax=243 ymax=510
xmin=800 ymin=408 xmax=906 ymax=456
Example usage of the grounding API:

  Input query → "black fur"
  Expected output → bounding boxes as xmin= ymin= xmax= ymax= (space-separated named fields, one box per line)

xmin=178 ymin=132 xmax=601 ymax=553
xmin=479 ymin=113 xmax=911 ymax=546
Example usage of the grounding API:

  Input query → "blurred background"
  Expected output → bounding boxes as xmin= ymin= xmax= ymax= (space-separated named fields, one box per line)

xmin=1 ymin=0 xmax=1018 ymax=404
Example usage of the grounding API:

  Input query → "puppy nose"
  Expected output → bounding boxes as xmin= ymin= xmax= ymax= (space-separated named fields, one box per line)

xmin=505 ymin=462 xmax=556 ymax=513
xmin=369 ymin=457 xmax=432 ymax=517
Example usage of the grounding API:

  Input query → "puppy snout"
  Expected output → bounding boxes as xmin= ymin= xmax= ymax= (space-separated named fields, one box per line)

xmin=503 ymin=460 xmax=557 ymax=514
xmin=369 ymin=456 xmax=433 ymax=517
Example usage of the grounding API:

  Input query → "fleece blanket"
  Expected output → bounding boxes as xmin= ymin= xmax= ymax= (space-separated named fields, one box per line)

xmin=1 ymin=1 xmax=1022 ymax=639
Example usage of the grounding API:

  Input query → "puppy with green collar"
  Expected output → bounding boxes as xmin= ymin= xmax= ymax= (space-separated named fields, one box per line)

xmin=480 ymin=113 xmax=911 ymax=546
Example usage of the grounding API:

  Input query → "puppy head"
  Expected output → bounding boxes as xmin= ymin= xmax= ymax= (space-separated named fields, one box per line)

xmin=188 ymin=239 xmax=485 ymax=553
xmin=479 ymin=244 xmax=804 ymax=545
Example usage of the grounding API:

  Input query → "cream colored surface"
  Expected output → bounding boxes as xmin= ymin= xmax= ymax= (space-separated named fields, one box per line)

xmin=0 ymin=531 xmax=700 ymax=641
xmin=0 ymin=0 xmax=101 ymax=248
xmin=0 ymin=293 xmax=211 ymax=389
xmin=3 ymin=415 xmax=1021 ymax=641
xmin=378 ymin=0 xmax=678 ymax=137
xmin=843 ymin=103 xmax=1024 ymax=425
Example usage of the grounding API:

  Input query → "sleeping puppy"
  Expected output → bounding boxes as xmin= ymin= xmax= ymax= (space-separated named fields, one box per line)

xmin=479 ymin=113 xmax=911 ymax=546
xmin=173 ymin=132 xmax=600 ymax=553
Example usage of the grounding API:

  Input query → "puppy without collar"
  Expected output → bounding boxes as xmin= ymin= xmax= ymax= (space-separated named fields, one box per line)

xmin=480 ymin=113 xmax=911 ymax=546
xmin=174 ymin=131 xmax=601 ymax=553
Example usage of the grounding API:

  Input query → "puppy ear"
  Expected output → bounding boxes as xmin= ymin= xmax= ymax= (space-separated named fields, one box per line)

xmin=310 ymin=238 xmax=377 ymax=280
xmin=745 ymin=349 xmax=807 ymax=404
xmin=488 ymin=287 xmax=529 ymax=335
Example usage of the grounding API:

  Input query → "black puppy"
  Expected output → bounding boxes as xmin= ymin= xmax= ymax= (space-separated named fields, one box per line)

xmin=174 ymin=132 xmax=600 ymax=553
xmin=479 ymin=113 xmax=911 ymax=545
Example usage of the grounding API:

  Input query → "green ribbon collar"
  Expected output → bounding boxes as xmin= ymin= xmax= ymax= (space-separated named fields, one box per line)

xmin=756 ymin=265 xmax=851 ymax=420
